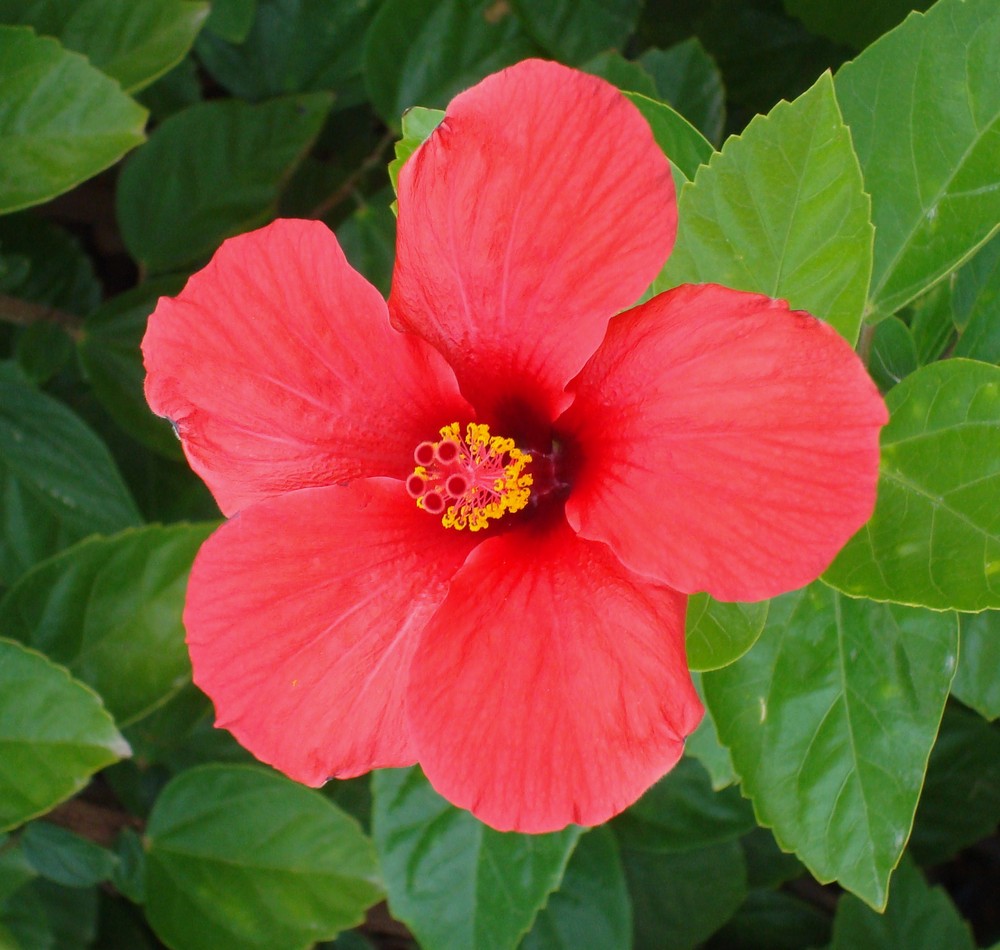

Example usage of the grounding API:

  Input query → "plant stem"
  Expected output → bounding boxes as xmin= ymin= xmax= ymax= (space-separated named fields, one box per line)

xmin=309 ymin=130 xmax=396 ymax=220
xmin=0 ymin=293 xmax=84 ymax=341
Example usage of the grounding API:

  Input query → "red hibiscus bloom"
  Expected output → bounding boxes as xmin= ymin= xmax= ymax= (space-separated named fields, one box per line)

xmin=142 ymin=60 xmax=887 ymax=832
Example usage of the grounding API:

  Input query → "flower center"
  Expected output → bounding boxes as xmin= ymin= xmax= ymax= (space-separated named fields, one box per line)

xmin=406 ymin=422 xmax=532 ymax=531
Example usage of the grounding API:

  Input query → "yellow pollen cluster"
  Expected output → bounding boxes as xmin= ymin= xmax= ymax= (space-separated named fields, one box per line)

xmin=409 ymin=422 xmax=532 ymax=531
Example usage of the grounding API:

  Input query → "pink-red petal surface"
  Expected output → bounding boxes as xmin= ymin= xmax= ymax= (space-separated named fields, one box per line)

xmin=561 ymin=284 xmax=888 ymax=602
xmin=143 ymin=219 xmax=470 ymax=516
xmin=184 ymin=479 xmax=478 ymax=785
xmin=390 ymin=59 xmax=676 ymax=427
xmin=407 ymin=517 xmax=702 ymax=833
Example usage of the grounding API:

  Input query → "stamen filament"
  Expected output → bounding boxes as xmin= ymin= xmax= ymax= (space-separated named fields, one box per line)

xmin=408 ymin=422 xmax=532 ymax=531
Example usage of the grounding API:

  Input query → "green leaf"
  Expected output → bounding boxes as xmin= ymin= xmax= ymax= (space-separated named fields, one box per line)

xmin=13 ymin=878 xmax=97 ymax=950
xmin=685 ymin=594 xmax=768 ymax=672
xmin=336 ymin=193 xmax=397 ymax=296
xmin=639 ymin=38 xmax=725 ymax=145
xmin=116 ymin=92 xmax=331 ymax=274
xmin=0 ymin=523 xmax=214 ymax=726
xmin=0 ymin=638 xmax=129 ymax=833
xmin=0 ymin=26 xmax=147 ymax=214
xmin=0 ymin=839 xmax=36 ymax=902
xmin=910 ymin=704 xmax=1000 ymax=865
xmin=834 ymin=0 xmax=1000 ymax=315
xmin=784 ymin=0 xmax=933 ymax=50
xmin=0 ymin=367 xmax=142 ymax=585
xmin=145 ymin=765 xmax=383 ymax=950
xmin=824 ymin=359 xmax=1000 ymax=611
xmin=0 ymin=879 xmax=50 ymax=950
xmin=620 ymin=840 xmax=746 ymax=950
xmin=868 ymin=316 xmax=918 ymax=393
xmin=203 ymin=0 xmax=256 ymax=41
xmin=520 ymin=827 xmax=631 ymax=950
xmin=137 ymin=54 xmax=202 ymax=121
xmin=196 ymin=0 xmax=380 ymax=108
xmin=684 ymin=678 xmax=737 ymax=791
xmin=78 ymin=278 xmax=186 ymax=459
xmin=372 ymin=767 xmax=580 ymax=950
xmin=830 ymin=856 xmax=975 ymax=950
xmin=20 ymin=823 xmax=116 ymax=888
xmin=954 ymin=232 xmax=1000 ymax=364
xmin=708 ymin=889 xmax=832 ymax=950
xmin=12 ymin=324 xmax=73 ymax=386
xmin=951 ymin=610 xmax=1000 ymax=719
xmin=120 ymin=681 xmax=247 ymax=773
xmin=580 ymin=51 xmax=657 ymax=98
xmin=612 ymin=756 xmax=755 ymax=853
xmin=509 ymin=0 xmax=640 ymax=64
xmin=2 ymin=0 xmax=211 ymax=94
xmin=907 ymin=281 xmax=955 ymax=365
xmin=703 ymin=583 xmax=957 ymax=909
xmin=387 ymin=106 xmax=444 ymax=209
xmin=0 ymin=212 xmax=96 ymax=382
xmin=657 ymin=71 xmax=872 ymax=345
xmin=363 ymin=0 xmax=537 ymax=127
xmin=740 ymin=825 xmax=806 ymax=889
xmin=110 ymin=827 xmax=146 ymax=905
xmin=623 ymin=91 xmax=714 ymax=184
xmin=0 ymin=214 xmax=100 ymax=316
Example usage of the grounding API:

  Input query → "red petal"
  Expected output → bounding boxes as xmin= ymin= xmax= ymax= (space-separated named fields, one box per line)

xmin=143 ymin=219 xmax=470 ymax=516
xmin=561 ymin=284 xmax=888 ymax=601
xmin=184 ymin=479 xmax=477 ymax=785
xmin=389 ymin=59 xmax=676 ymax=427
xmin=407 ymin=518 xmax=701 ymax=832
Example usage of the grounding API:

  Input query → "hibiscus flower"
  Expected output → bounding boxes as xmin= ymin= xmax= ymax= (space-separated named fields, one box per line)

xmin=142 ymin=59 xmax=887 ymax=833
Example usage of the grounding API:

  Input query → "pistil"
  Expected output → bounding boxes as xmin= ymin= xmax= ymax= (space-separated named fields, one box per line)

xmin=407 ymin=422 xmax=533 ymax=531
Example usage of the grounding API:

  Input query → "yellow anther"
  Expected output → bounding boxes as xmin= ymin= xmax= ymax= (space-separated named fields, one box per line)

xmin=407 ymin=422 xmax=532 ymax=531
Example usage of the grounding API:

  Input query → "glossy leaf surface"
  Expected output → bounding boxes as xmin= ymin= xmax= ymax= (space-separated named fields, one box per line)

xmin=835 ymin=0 xmax=1000 ymax=314
xmin=686 ymin=594 xmax=769 ymax=671
xmin=363 ymin=0 xmax=537 ymax=125
xmin=145 ymin=765 xmax=383 ymax=950
xmin=520 ymin=827 xmax=631 ymax=950
xmin=0 ymin=639 xmax=129 ymax=832
xmin=703 ymin=583 xmax=957 ymax=909
xmin=117 ymin=92 xmax=331 ymax=273
xmin=372 ymin=767 xmax=580 ymax=950
xmin=0 ymin=523 xmax=213 ymax=726
xmin=951 ymin=610 xmax=1000 ymax=720
xmin=657 ymin=71 xmax=872 ymax=344
xmin=196 ymin=0 xmax=378 ymax=107
xmin=0 ymin=0 xmax=210 ymax=93
xmin=0 ymin=26 xmax=147 ymax=213
xmin=0 ymin=368 xmax=141 ymax=585
xmin=825 ymin=359 xmax=1000 ymax=611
